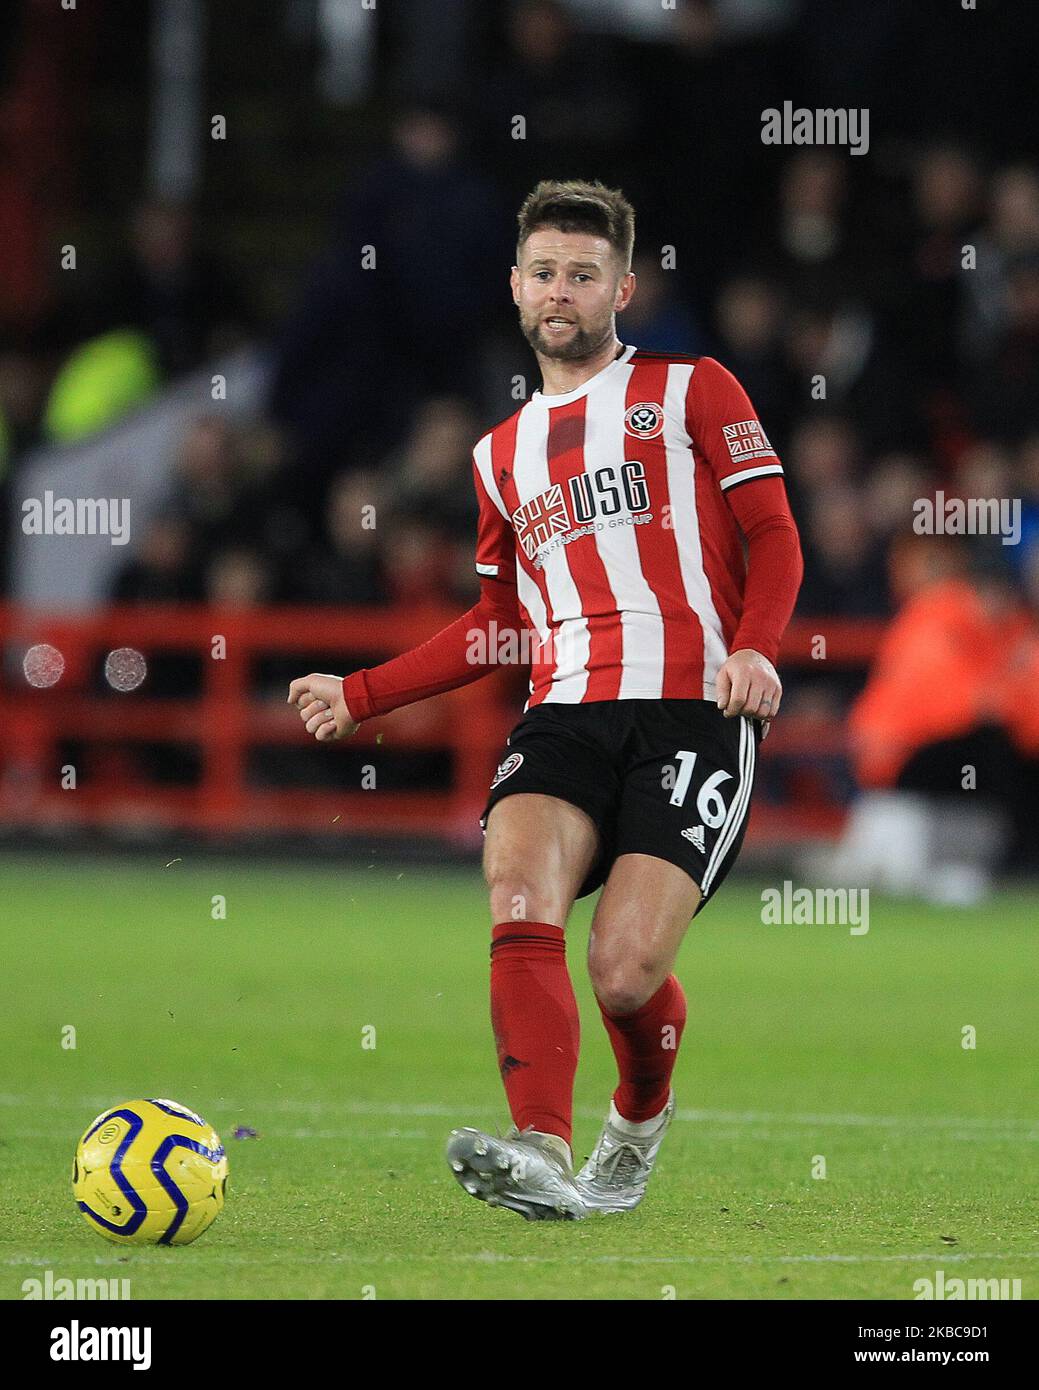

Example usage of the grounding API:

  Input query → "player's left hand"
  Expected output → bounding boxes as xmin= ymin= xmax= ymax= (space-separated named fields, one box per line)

xmin=715 ymin=648 xmax=781 ymax=721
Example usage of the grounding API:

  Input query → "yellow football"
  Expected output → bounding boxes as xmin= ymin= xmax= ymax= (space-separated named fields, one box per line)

xmin=73 ymin=1098 xmax=228 ymax=1245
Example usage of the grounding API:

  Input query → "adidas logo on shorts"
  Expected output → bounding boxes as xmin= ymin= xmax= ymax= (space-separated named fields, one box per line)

xmin=681 ymin=825 xmax=706 ymax=852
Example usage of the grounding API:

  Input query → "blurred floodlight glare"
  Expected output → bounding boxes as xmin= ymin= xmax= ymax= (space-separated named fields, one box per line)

xmin=22 ymin=643 xmax=66 ymax=688
xmin=104 ymin=646 xmax=148 ymax=692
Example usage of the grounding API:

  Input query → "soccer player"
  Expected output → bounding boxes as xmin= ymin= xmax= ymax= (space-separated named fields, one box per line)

xmin=289 ymin=180 xmax=803 ymax=1220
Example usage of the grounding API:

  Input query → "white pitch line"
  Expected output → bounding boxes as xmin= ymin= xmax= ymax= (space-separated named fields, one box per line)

xmin=4 ymin=1251 xmax=1039 ymax=1269
xmin=4 ymin=1128 xmax=435 ymax=1142
xmin=5 ymin=1124 xmax=1037 ymax=1145
xmin=1 ymin=1093 xmax=1035 ymax=1137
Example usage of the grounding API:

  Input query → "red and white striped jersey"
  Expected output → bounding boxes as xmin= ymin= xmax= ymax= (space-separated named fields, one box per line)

xmin=471 ymin=346 xmax=792 ymax=707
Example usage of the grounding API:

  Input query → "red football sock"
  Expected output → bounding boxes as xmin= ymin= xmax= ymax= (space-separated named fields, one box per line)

xmin=489 ymin=921 xmax=580 ymax=1146
xmin=597 ymin=974 xmax=686 ymax=1123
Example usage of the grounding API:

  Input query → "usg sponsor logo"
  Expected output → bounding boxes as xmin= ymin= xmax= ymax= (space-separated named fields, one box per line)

xmin=513 ymin=464 xmax=652 ymax=562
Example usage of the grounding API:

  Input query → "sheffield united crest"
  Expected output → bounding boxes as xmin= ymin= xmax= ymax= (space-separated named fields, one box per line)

xmin=624 ymin=402 xmax=664 ymax=439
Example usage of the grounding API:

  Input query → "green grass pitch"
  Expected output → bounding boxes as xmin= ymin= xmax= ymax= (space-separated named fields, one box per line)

xmin=1 ymin=852 xmax=1036 ymax=1300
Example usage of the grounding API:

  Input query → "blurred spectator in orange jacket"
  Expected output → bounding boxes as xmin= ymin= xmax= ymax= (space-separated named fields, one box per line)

xmin=1004 ymin=542 xmax=1039 ymax=761
xmin=849 ymin=538 xmax=1033 ymax=790
xmin=847 ymin=537 xmax=1039 ymax=873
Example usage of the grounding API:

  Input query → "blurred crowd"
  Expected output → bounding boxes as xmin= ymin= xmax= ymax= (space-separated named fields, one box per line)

xmin=3 ymin=1 xmax=1037 ymax=609
xmin=1 ymin=0 xmax=1038 ymax=837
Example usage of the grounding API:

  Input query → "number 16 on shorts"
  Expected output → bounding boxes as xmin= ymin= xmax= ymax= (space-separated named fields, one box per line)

xmin=668 ymin=750 xmax=733 ymax=828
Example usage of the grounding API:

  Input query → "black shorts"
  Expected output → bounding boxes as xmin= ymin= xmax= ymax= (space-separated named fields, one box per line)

xmin=480 ymin=699 xmax=761 ymax=913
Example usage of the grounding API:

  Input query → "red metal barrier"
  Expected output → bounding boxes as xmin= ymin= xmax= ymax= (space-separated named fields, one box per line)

xmin=0 ymin=605 xmax=885 ymax=845
xmin=0 ymin=603 xmax=514 ymax=846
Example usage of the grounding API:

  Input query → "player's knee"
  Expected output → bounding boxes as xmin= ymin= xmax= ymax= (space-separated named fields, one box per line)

xmin=588 ymin=955 xmax=662 ymax=1016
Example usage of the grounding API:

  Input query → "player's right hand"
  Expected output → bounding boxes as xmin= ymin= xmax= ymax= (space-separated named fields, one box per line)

xmin=287 ymin=673 xmax=359 ymax=742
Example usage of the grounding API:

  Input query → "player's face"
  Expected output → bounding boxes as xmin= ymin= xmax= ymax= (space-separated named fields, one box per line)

xmin=512 ymin=230 xmax=634 ymax=360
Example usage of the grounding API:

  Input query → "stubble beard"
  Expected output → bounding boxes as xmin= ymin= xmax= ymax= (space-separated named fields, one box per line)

xmin=520 ymin=311 xmax=615 ymax=362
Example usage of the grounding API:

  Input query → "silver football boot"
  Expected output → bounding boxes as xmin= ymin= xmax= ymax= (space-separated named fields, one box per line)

xmin=574 ymin=1091 xmax=675 ymax=1213
xmin=446 ymin=1124 xmax=588 ymax=1221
